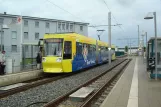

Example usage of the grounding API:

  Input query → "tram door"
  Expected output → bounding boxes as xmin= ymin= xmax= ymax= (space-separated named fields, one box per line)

xmin=62 ymin=41 xmax=73 ymax=72
xmin=95 ymin=40 xmax=99 ymax=64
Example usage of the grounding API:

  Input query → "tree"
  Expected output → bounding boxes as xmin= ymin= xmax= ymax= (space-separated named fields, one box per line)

xmin=125 ymin=46 xmax=128 ymax=52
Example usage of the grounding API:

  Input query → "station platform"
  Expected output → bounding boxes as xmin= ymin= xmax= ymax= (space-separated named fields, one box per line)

xmin=100 ymin=57 xmax=161 ymax=107
xmin=0 ymin=70 xmax=42 ymax=87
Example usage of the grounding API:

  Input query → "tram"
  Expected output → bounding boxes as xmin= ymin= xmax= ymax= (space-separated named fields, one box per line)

xmin=39 ymin=33 xmax=116 ymax=73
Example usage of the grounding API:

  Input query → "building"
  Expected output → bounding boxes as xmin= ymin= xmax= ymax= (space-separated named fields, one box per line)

xmin=0 ymin=12 xmax=89 ymax=72
xmin=147 ymin=37 xmax=161 ymax=72
xmin=118 ymin=47 xmax=138 ymax=54
xmin=148 ymin=37 xmax=161 ymax=58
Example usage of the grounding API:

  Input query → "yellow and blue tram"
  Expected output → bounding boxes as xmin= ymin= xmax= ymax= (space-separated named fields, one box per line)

xmin=40 ymin=33 xmax=116 ymax=73
xmin=111 ymin=45 xmax=116 ymax=60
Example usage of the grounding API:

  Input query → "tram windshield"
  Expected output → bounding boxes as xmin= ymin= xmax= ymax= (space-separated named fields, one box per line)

xmin=44 ymin=38 xmax=63 ymax=57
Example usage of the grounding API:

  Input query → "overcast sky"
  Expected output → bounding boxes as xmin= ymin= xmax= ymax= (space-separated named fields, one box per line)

xmin=0 ymin=0 xmax=161 ymax=47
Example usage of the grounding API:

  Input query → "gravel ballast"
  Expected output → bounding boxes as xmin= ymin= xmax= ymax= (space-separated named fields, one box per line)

xmin=0 ymin=60 xmax=123 ymax=107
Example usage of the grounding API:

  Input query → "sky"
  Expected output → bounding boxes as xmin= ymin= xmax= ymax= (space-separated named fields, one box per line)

xmin=0 ymin=0 xmax=161 ymax=48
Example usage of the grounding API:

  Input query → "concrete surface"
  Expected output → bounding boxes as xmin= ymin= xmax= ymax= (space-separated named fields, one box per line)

xmin=100 ymin=57 xmax=161 ymax=107
xmin=0 ymin=83 xmax=28 ymax=90
xmin=69 ymin=87 xmax=94 ymax=101
xmin=0 ymin=70 xmax=43 ymax=87
xmin=100 ymin=58 xmax=135 ymax=107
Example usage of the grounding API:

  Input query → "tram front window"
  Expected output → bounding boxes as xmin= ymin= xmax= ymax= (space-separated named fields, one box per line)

xmin=44 ymin=39 xmax=63 ymax=57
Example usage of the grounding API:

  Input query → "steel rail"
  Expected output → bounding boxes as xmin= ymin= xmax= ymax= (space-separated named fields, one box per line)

xmin=0 ymin=74 xmax=72 ymax=99
xmin=0 ymin=59 xmax=120 ymax=99
xmin=80 ymin=60 xmax=130 ymax=107
xmin=44 ymin=59 xmax=127 ymax=107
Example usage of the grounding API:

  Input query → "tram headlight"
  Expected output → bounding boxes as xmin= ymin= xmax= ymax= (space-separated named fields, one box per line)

xmin=42 ymin=58 xmax=46 ymax=62
xmin=56 ymin=58 xmax=62 ymax=62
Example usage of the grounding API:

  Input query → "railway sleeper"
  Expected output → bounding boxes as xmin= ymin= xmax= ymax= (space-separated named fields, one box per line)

xmin=93 ymin=102 xmax=102 ymax=107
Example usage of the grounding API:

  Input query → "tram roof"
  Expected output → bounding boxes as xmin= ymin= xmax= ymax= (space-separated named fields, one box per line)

xmin=44 ymin=33 xmax=108 ymax=46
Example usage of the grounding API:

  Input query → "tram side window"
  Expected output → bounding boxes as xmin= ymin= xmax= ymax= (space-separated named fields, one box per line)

xmin=63 ymin=41 xmax=72 ymax=59
xmin=104 ymin=46 xmax=106 ymax=52
xmin=93 ymin=45 xmax=96 ymax=52
xmin=106 ymin=47 xmax=108 ymax=51
xmin=76 ymin=42 xmax=82 ymax=55
xmin=111 ymin=48 xmax=115 ymax=54
xmin=105 ymin=47 xmax=108 ymax=53
xmin=87 ymin=44 xmax=90 ymax=54
xmin=83 ymin=43 xmax=89 ymax=54
xmin=88 ymin=44 xmax=93 ymax=56
xmin=101 ymin=46 xmax=104 ymax=53
xmin=99 ymin=46 xmax=101 ymax=52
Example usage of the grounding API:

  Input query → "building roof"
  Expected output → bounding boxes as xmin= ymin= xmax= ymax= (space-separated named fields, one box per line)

xmin=148 ymin=37 xmax=161 ymax=43
xmin=0 ymin=13 xmax=89 ymax=25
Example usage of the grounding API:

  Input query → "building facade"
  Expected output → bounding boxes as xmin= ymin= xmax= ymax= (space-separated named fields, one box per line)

xmin=0 ymin=12 xmax=89 ymax=72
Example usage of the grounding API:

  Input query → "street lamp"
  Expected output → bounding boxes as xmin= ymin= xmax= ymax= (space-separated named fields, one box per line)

xmin=1 ymin=24 xmax=9 ymax=52
xmin=129 ymin=41 xmax=136 ymax=56
xmin=141 ymin=32 xmax=145 ymax=57
xmin=108 ymin=47 xmax=111 ymax=63
xmin=142 ymin=32 xmax=148 ymax=56
xmin=97 ymin=29 xmax=105 ymax=40
xmin=144 ymin=12 xmax=157 ymax=80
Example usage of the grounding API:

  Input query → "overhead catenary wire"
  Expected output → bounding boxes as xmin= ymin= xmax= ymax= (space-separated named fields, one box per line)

xmin=45 ymin=0 xmax=98 ymax=30
xmin=45 ymin=0 xmax=125 ymax=43
xmin=46 ymin=0 xmax=85 ymax=23
xmin=101 ymin=0 xmax=125 ymax=32
xmin=45 ymin=0 xmax=101 ymax=41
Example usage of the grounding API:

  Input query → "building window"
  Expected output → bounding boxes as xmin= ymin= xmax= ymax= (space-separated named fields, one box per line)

xmin=24 ymin=20 xmax=28 ymax=26
xmin=0 ymin=31 xmax=4 ymax=40
xmin=0 ymin=45 xmax=4 ymax=51
xmin=80 ymin=26 xmax=83 ymax=31
xmin=66 ymin=23 xmax=69 ymax=30
xmin=62 ymin=23 xmax=65 ymax=30
xmin=58 ymin=22 xmax=61 ymax=30
xmin=11 ymin=31 xmax=17 ymax=39
xmin=12 ymin=45 xmax=17 ymax=52
xmin=35 ymin=33 xmax=39 ymax=40
xmin=35 ymin=21 xmax=39 ymax=27
xmin=25 ymin=45 xmax=29 ymax=52
xmin=46 ymin=22 xmax=50 ymax=28
xmin=24 ymin=32 xmax=28 ymax=39
xmin=0 ymin=18 xmax=4 ymax=24
xmin=11 ymin=18 xmax=16 ymax=24
xmin=70 ymin=24 xmax=73 ymax=31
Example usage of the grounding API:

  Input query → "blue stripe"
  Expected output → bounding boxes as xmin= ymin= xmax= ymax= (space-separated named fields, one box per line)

xmin=72 ymin=52 xmax=108 ymax=72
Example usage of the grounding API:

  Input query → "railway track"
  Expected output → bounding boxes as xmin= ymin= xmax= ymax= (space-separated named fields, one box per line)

xmin=83 ymin=60 xmax=130 ymax=107
xmin=0 ymin=59 xmax=127 ymax=107
xmin=0 ymin=60 xmax=117 ymax=99
xmin=0 ymin=74 xmax=72 ymax=99
xmin=43 ymin=59 xmax=130 ymax=107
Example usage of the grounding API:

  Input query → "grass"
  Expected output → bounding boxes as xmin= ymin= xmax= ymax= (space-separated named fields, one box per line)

xmin=22 ymin=58 xmax=36 ymax=65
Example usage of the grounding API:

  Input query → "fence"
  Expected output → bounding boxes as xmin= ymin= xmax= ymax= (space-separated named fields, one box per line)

xmin=1 ymin=45 xmax=40 ymax=74
xmin=21 ymin=45 xmax=39 ymax=71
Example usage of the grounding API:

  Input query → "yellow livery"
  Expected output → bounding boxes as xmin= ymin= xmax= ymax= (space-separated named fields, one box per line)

xmin=39 ymin=33 xmax=116 ymax=73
